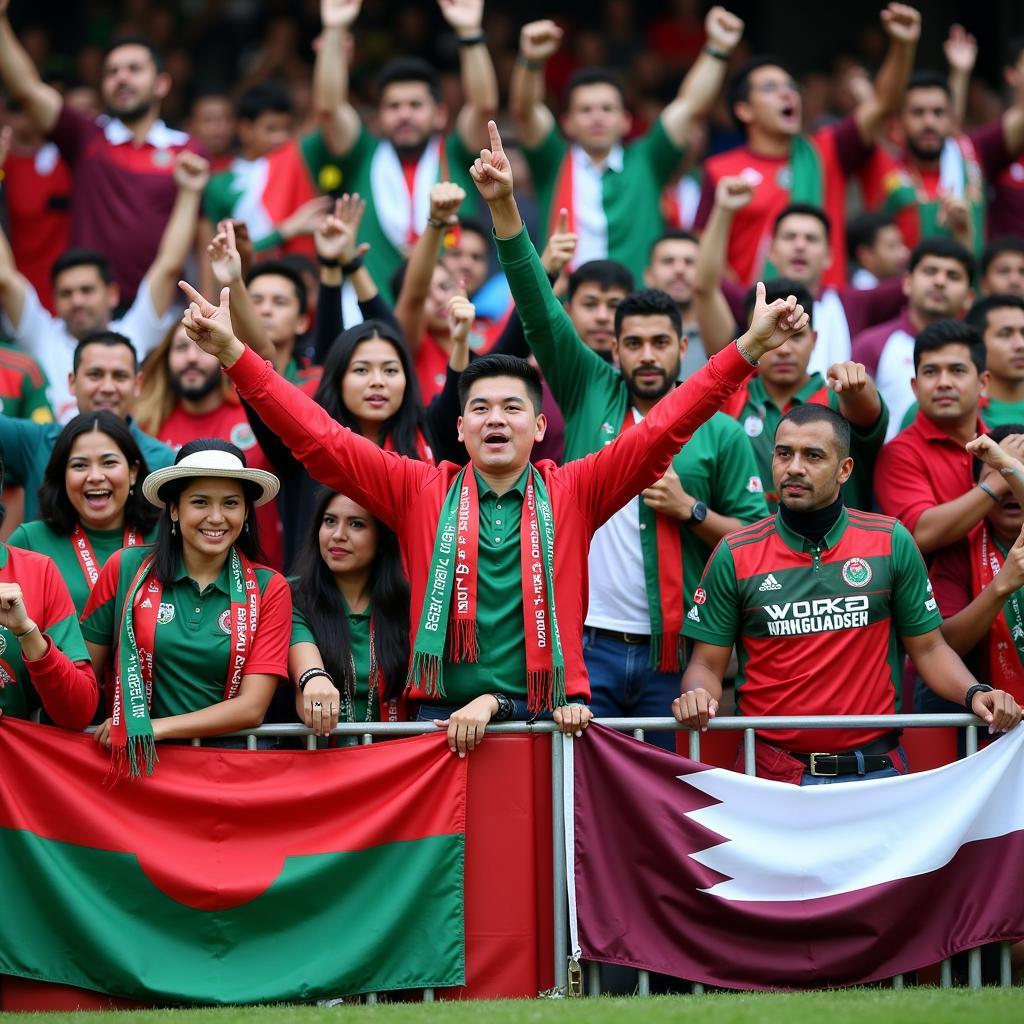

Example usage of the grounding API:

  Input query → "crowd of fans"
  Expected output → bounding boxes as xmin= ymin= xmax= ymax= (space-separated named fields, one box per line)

xmin=1 ymin=0 xmax=1024 ymax=829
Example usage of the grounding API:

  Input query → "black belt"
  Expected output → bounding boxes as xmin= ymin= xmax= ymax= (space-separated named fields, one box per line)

xmin=588 ymin=626 xmax=649 ymax=645
xmin=790 ymin=731 xmax=901 ymax=777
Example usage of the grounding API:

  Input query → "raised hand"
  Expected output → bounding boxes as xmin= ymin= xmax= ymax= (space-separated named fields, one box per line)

xmin=0 ymin=583 xmax=32 ymax=638
xmin=208 ymin=220 xmax=242 ymax=285
xmin=438 ymin=0 xmax=483 ymax=36
xmin=880 ymin=2 xmax=921 ymax=44
xmin=447 ymin=279 xmax=476 ymax=346
xmin=743 ymin=281 xmax=810 ymax=358
xmin=173 ymin=150 xmax=211 ymax=193
xmin=429 ymin=181 xmax=467 ymax=226
xmin=519 ymin=19 xmax=563 ymax=62
xmin=826 ymin=361 xmax=869 ymax=395
xmin=705 ymin=6 xmax=744 ymax=54
xmin=279 ymin=195 xmax=333 ymax=242
xmin=541 ymin=208 xmax=578 ymax=276
xmin=232 ymin=220 xmax=255 ymax=278
xmin=944 ymin=23 xmax=978 ymax=74
xmin=715 ymin=174 xmax=755 ymax=212
xmin=320 ymin=0 xmax=362 ymax=30
xmin=469 ymin=120 xmax=513 ymax=204
xmin=0 ymin=125 xmax=11 ymax=171
xmin=994 ymin=526 xmax=1024 ymax=599
xmin=178 ymin=282 xmax=242 ymax=364
xmin=315 ymin=193 xmax=368 ymax=265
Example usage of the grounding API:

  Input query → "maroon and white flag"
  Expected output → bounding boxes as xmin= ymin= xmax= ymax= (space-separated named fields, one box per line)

xmin=567 ymin=725 xmax=1024 ymax=989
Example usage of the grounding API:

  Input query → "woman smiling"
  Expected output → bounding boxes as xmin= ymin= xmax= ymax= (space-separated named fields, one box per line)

xmin=8 ymin=412 xmax=159 ymax=615
xmin=81 ymin=439 xmax=291 ymax=777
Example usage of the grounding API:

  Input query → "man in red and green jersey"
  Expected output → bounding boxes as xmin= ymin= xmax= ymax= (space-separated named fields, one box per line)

xmin=500 ymin=242 xmax=767 ymax=745
xmin=695 ymin=5 xmax=920 ymax=290
xmin=860 ymin=71 xmax=1024 ymax=262
xmin=674 ymin=403 xmax=1022 ymax=785
xmin=316 ymin=0 xmax=499 ymax=301
xmin=510 ymin=8 xmax=743 ymax=282
xmin=202 ymin=81 xmax=340 ymax=261
xmin=0 ymin=342 xmax=52 ymax=423
xmin=718 ymin=280 xmax=887 ymax=511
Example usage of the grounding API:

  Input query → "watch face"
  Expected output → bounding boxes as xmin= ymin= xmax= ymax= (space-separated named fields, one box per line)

xmin=691 ymin=501 xmax=708 ymax=524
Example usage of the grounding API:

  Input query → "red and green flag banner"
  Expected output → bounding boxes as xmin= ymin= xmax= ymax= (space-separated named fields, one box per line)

xmin=0 ymin=719 xmax=466 ymax=1004
xmin=568 ymin=725 xmax=1024 ymax=989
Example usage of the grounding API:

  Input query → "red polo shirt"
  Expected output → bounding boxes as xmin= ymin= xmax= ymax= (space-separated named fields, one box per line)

xmin=874 ymin=410 xmax=986 ymax=535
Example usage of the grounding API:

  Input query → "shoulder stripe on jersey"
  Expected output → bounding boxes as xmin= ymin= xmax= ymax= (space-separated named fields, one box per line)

xmin=0 ymin=349 xmax=46 ymax=386
xmin=727 ymin=516 xmax=776 ymax=542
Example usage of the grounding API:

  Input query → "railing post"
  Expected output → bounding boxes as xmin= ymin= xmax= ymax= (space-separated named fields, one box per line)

xmin=743 ymin=728 xmax=756 ymax=776
xmin=551 ymin=731 xmax=568 ymax=994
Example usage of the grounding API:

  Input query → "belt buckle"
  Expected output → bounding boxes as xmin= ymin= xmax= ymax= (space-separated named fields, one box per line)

xmin=808 ymin=752 xmax=838 ymax=777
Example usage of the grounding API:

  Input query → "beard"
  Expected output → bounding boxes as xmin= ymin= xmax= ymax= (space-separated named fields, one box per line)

xmin=625 ymin=366 xmax=676 ymax=404
xmin=905 ymin=134 xmax=944 ymax=163
xmin=170 ymin=369 xmax=220 ymax=402
xmin=105 ymin=97 xmax=152 ymax=126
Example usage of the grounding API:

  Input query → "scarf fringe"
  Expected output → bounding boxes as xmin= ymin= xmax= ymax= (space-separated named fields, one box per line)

xmin=651 ymin=632 xmax=683 ymax=673
xmin=409 ymin=651 xmax=445 ymax=700
xmin=527 ymin=665 xmax=566 ymax=715
xmin=447 ymin=619 xmax=479 ymax=663
xmin=105 ymin=736 xmax=159 ymax=787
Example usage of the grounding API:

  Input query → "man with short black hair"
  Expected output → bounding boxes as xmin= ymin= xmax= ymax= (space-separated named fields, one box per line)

xmin=874 ymin=320 xmax=1017 ymax=558
xmin=965 ymin=295 xmax=1024 ymax=427
xmin=980 ymin=238 xmax=1024 ymax=298
xmin=645 ymin=230 xmax=706 ymax=378
xmin=847 ymin=211 xmax=909 ymax=290
xmin=511 ymin=7 xmax=744 ymax=279
xmin=565 ymin=260 xmax=635 ymax=358
xmin=317 ymin=0 xmax=499 ymax=299
xmin=0 ymin=332 xmax=174 ymax=521
xmin=0 ymin=15 xmax=205 ymax=301
xmin=0 ymin=151 xmax=210 ymax=422
xmin=853 ymin=237 xmax=975 ymax=438
xmin=673 ymin=401 xmax=1021 ymax=784
xmin=243 ymin=261 xmax=316 ymax=383
xmin=695 ymin=6 xmax=919 ymax=289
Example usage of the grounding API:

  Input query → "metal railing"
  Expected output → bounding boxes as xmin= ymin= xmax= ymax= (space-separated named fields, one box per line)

xmin=91 ymin=714 xmax=1016 ymax=997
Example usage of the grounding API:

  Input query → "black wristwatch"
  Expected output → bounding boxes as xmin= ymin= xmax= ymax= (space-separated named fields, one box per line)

xmin=686 ymin=501 xmax=708 ymax=526
xmin=492 ymin=692 xmax=515 ymax=722
xmin=964 ymin=683 xmax=994 ymax=714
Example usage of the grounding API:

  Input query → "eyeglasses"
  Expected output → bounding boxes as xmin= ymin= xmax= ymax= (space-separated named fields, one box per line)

xmin=751 ymin=79 xmax=801 ymax=96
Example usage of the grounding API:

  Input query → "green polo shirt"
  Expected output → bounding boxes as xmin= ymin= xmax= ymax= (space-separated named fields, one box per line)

xmin=81 ymin=546 xmax=289 ymax=718
xmin=523 ymin=120 xmax=683 ymax=280
xmin=0 ymin=543 xmax=89 ymax=721
xmin=7 ymin=521 xmax=157 ymax=616
xmin=291 ymin=601 xmax=374 ymax=722
xmin=496 ymin=226 xmax=768 ymax=615
xmin=0 ymin=415 xmax=175 ymax=520
xmin=335 ymin=126 xmax=479 ymax=302
xmin=436 ymin=469 xmax=530 ymax=706
xmin=729 ymin=375 xmax=888 ymax=513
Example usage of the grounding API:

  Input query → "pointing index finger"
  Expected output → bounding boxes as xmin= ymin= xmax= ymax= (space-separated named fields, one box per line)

xmin=487 ymin=119 xmax=503 ymax=154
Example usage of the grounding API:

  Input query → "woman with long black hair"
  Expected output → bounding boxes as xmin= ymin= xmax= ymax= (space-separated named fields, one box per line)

xmin=9 ymin=411 xmax=159 ymax=615
xmin=81 ymin=439 xmax=292 ymax=776
xmin=289 ymin=488 xmax=410 ymax=734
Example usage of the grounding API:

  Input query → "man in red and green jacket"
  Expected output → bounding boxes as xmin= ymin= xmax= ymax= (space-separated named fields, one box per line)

xmin=673 ymin=403 xmax=1021 ymax=784
xmin=179 ymin=121 xmax=812 ymax=757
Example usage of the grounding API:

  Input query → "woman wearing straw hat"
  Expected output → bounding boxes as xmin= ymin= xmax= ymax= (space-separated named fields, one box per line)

xmin=81 ymin=438 xmax=292 ymax=778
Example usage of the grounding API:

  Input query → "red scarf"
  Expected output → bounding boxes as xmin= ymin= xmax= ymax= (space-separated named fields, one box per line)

xmin=71 ymin=524 xmax=140 ymax=590
xmin=969 ymin=524 xmax=1024 ymax=700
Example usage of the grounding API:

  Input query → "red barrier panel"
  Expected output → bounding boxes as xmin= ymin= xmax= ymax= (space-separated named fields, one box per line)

xmin=0 ymin=735 xmax=555 ymax=1010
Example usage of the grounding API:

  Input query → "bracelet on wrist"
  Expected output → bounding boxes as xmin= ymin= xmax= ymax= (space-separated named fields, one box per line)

xmin=15 ymin=623 xmax=38 ymax=640
xmin=298 ymin=667 xmax=334 ymax=692
xmin=979 ymin=481 xmax=1001 ymax=502
xmin=516 ymin=55 xmax=544 ymax=71
xmin=458 ymin=32 xmax=486 ymax=47
xmin=426 ymin=217 xmax=449 ymax=230
xmin=735 ymin=340 xmax=759 ymax=366
xmin=340 ymin=253 xmax=364 ymax=275
xmin=964 ymin=683 xmax=993 ymax=714
xmin=999 ymin=466 xmax=1024 ymax=478
xmin=705 ymin=46 xmax=730 ymax=60
xmin=317 ymin=255 xmax=341 ymax=269
xmin=491 ymin=692 xmax=515 ymax=722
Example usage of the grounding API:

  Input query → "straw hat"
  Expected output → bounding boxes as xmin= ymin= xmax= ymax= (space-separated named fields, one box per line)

xmin=142 ymin=449 xmax=280 ymax=508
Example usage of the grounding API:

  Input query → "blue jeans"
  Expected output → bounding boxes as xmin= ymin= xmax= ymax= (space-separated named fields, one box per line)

xmin=582 ymin=627 xmax=680 ymax=751
xmin=799 ymin=746 xmax=908 ymax=786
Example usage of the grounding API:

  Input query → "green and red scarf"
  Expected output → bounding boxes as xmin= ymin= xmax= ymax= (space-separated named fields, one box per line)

xmin=110 ymin=546 xmax=260 ymax=780
xmin=970 ymin=525 xmax=1024 ymax=698
xmin=409 ymin=466 xmax=565 ymax=713
xmin=71 ymin=524 xmax=140 ymax=591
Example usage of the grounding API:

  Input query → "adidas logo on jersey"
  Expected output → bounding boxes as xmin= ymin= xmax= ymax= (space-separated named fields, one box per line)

xmin=758 ymin=574 xmax=783 ymax=592
xmin=687 ymin=605 xmax=700 ymax=622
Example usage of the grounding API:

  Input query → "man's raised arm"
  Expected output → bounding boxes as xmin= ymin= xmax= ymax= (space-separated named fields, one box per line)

xmin=0 ymin=2 xmax=60 ymax=133
xmin=441 ymin=0 xmax=499 ymax=152
xmin=853 ymin=4 xmax=921 ymax=144
xmin=316 ymin=0 xmax=364 ymax=157
xmin=509 ymin=20 xmax=561 ymax=150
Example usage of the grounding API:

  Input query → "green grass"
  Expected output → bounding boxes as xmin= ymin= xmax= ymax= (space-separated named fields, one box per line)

xmin=2 ymin=991 xmax=1023 ymax=1024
